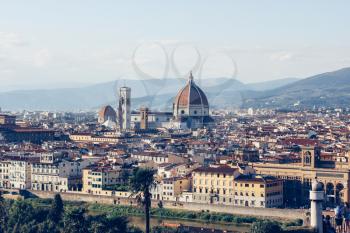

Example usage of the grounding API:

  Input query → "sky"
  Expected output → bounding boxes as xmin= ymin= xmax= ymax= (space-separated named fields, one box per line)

xmin=0 ymin=0 xmax=350 ymax=91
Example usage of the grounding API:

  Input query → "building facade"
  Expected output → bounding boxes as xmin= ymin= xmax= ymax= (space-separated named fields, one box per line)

xmin=0 ymin=155 xmax=39 ymax=189
xmin=251 ymin=146 xmax=350 ymax=207
xmin=192 ymin=166 xmax=240 ymax=205
xmin=82 ymin=165 xmax=123 ymax=195
xmin=31 ymin=153 xmax=93 ymax=192
xmin=234 ymin=175 xmax=283 ymax=208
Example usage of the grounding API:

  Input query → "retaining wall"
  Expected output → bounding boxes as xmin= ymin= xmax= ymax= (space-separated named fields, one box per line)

xmin=29 ymin=190 xmax=308 ymax=221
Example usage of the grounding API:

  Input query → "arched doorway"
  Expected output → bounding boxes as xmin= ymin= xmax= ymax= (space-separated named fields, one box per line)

xmin=326 ymin=183 xmax=335 ymax=207
xmin=336 ymin=183 xmax=344 ymax=204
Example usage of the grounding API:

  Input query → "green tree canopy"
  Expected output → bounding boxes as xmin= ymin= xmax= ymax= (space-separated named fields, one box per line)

xmin=250 ymin=220 xmax=283 ymax=233
xmin=64 ymin=207 xmax=88 ymax=233
xmin=49 ymin=194 xmax=64 ymax=224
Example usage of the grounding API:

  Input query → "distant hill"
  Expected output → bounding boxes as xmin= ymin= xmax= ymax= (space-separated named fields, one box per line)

xmin=245 ymin=78 xmax=299 ymax=91
xmin=0 ymin=75 xmax=302 ymax=111
xmin=242 ymin=67 xmax=350 ymax=108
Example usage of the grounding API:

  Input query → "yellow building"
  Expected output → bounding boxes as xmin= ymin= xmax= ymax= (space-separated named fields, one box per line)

xmin=192 ymin=166 xmax=241 ymax=205
xmin=234 ymin=175 xmax=283 ymax=208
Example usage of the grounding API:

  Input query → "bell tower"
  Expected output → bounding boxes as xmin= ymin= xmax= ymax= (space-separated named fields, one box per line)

xmin=301 ymin=146 xmax=321 ymax=168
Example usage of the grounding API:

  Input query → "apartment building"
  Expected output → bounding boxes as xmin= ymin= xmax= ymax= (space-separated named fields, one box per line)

xmin=160 ymin=176 xmax=191 ymax=201
xmin=31 ymin=153 xmax=95 ymax=192
xmin=192 ymin=165 xmax=241 ymax=205
xmin=82 ymin=164 xmax=123 ymax=195
xmin=234 ymin=175 xmax=283 ymax=208
xmin=0 ymin=155 xmax=39 ymax=189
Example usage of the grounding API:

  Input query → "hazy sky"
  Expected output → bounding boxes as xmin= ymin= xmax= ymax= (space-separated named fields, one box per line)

xmin=0 ymin=0 xmax=350 ymax=90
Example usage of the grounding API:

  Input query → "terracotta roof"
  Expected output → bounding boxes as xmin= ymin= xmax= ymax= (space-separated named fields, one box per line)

xmin=193 ymin=165 xmax=237 ymax=174
xmin=174 ymin=74 xmax=209 ymax=107
xmin=281 ymin=138 xmax=319 ymax=146
xmin=235 ymin=175 xmax=279 ymax=183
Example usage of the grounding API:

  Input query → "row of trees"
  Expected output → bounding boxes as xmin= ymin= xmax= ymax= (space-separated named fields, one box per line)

xmin=0 ymin=192 xmax=142 ymax=233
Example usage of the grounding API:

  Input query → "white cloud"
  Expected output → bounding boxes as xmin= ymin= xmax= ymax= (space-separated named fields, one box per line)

xmin=270 ymin=52 xmax=296 ymax=62
xmin=0 ymin=32 xmax=27 ymax=49
xmin=33 ymin=49 xmax=51 ymax=67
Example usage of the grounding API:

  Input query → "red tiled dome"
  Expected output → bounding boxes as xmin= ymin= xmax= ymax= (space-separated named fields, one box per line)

xmin=174 ymin=73 xmax=209 ymax=107
xmin=98 ymin=105 xmax=116 ymax=123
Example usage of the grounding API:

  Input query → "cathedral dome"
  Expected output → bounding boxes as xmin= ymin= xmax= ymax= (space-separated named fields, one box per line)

xmin=173 ymin=73 xmax=209 ymax=119
xmin=174 ymin=73 xmax=209 ymax=108
xmin=98 ymin=105 xmax=117 ymax=123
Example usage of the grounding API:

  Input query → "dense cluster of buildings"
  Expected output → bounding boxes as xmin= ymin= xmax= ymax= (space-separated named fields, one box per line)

xmin=1 ymin=74 xmax=350 ymax=211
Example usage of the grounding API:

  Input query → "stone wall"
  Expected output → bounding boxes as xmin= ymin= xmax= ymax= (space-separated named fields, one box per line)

xmin=28 ymin=190 xmax=308 ymax=221
xmin=162 ymin=201 xmax=307 ymax=220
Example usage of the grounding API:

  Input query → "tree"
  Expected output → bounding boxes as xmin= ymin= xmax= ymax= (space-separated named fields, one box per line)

xmin=88 ymin=215 xmax=107 ymax=233
xmin=63 ymin=208 xmax=87 ymax=233
xmin=108 ymin=216 xmax=129 ymax=233
xmin=130 ymin=168 xmax=155 ymax=233
xmin=88 ymin=214 xmax=129 ymax=233
xmin=6 ymin=200 xmax=37 ymax=232
xmin=250 ymin=220 xmax=282 ymax=233
xmin=48 ymin=194 xmax=64 ymax=224
xmin=36 ymin=220 xmax=60 ymax=233
xmin=0 ymin=191 xmax=7 ymax=233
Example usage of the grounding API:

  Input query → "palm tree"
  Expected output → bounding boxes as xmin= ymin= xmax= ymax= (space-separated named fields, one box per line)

xmin=130 ymin=168 xmax=155 ymax=233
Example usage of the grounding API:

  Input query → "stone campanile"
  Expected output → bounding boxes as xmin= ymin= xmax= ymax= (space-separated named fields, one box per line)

xmin=140 ymin=107 xmax=149 ymax=130
xmin=118 ymin=87 xmax=131 ymax=130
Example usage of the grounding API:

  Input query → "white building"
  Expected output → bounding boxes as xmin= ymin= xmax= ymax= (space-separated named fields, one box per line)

xmin=31 ymin=153 xmax=97 ymax=192
xmin=0 ymin=155 xmax=39 ymax=189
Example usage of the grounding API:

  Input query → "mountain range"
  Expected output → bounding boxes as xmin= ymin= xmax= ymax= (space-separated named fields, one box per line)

xmin=0 ymin=67 xmax=349 ymax=111
xmin=242 ymin=67 xmax=350 ymax=109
